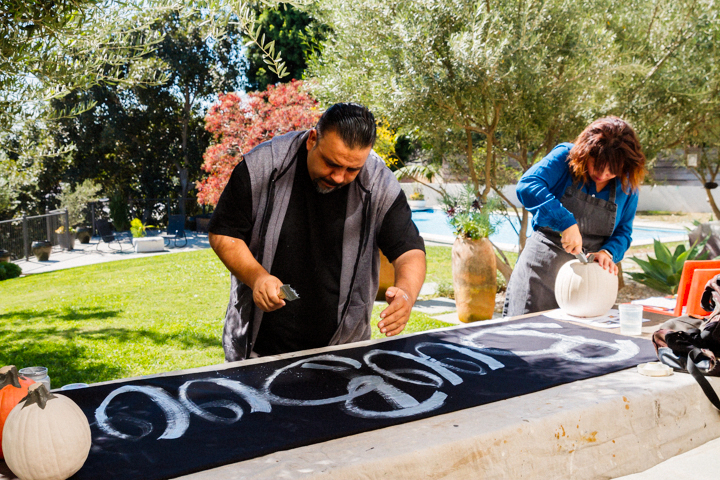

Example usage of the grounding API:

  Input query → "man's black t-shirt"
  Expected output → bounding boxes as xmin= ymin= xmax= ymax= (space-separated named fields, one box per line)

xmin=208 ymin=143 xmax=424 ymax=356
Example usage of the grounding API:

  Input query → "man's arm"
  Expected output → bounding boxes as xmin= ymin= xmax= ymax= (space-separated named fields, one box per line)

xmin=209 ymin=232 xmax=285 ymax=312
xmin=378 ymin=248 xmax=426 ymax=336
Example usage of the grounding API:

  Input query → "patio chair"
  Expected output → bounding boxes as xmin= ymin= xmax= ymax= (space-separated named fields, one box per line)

xmin=95 ymin=219 xmax=123 ymax=252
xmin=674 ymin=260 xmax=720 ymax=316
xmin=685 ymin=268 xmax=720 ymax=318
xmin=161 ymin=215 xmax=188 ymax=248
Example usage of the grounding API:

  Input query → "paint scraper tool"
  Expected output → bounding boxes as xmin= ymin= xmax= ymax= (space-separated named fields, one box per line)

xmin=575 ymin=252 xmax=594 ymax=264
xmin=278 ymin=284 xmax=300 ymax=301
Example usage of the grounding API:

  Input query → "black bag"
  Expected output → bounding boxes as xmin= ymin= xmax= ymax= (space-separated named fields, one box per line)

xmin=652 ymin=274 xmax=720 ymax=410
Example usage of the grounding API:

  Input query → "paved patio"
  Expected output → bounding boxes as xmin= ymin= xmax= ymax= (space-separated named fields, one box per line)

xmin=13 ymin=230 xmax=211 ymax=276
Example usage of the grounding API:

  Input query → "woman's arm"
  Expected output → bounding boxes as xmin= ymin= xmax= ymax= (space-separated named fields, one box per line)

xmin=516 ymin=144 xmax=577 ymax=232
xmin=598 ymin=188 xmax=639 ymax=263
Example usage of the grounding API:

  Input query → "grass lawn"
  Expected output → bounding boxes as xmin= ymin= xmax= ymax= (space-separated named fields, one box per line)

xmin=424 ymin=245 xmax=518 ymax=294
xmin=0 ymin=249 xmax=453 ymax=387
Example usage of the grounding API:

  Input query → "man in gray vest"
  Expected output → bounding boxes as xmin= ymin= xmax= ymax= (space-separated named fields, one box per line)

xmin=209 ymin=103 xmax=426 ymax=361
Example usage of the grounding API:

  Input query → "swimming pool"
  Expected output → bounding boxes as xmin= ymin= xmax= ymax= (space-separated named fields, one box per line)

xmin=411 ymin=209 xmax=687 ymax=247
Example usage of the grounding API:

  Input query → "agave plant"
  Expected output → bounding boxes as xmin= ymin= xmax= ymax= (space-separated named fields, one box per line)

xmin=626 ymin=238 xmax=709 ymax=295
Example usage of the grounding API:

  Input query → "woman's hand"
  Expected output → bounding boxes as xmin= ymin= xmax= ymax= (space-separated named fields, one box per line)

xmin=591 ymin=250 xmax=618 ymax=275
xmin=561 ymin=224 xmax=582 ymax=254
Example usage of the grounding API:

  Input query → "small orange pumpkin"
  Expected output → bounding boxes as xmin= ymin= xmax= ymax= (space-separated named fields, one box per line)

xmin=0 ymin=365 xmax=35 ymax=459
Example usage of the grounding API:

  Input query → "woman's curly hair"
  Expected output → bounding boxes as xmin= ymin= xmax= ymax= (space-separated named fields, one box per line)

xmin=568 ymin=116 xmax=646 ymax=193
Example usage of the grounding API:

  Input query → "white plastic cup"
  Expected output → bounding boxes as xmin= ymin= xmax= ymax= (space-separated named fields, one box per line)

xmin=619 ymin=303 xmax=644 ymax=335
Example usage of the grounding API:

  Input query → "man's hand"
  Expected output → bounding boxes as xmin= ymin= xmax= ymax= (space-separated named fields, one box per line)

xmin=379 ymin=286 xmax=413 ymax=336
xmin=590 ymin=250 xmax=618 ymax=275
xmin=209 ymin=233 xmax=288 ymax=313
xmin=252 ymin=274 xmax=286 ymax=312
xmin=561 ymin=224 xmax=582 ymax=254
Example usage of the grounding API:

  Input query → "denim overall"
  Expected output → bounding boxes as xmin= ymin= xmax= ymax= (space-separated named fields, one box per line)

xmin=503 ymin=179 xmax=618 ymax=317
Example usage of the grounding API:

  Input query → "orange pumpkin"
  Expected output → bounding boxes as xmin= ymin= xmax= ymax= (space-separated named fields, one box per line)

xmin=0 ymin=365 xmax=35 ymax=459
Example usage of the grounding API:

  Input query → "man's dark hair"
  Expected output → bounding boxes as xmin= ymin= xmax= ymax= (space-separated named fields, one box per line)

xmin=316 ymin=103 xmax=376 ymax=149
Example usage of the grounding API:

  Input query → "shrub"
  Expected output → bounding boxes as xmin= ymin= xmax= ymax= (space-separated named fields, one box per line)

xmin=436 ymin=281 xmax=454 ymax=299
xmin=196 ymin=80 xmax=321 ymax=207
xmin=0 ymin=262 xmax=21 ymax=281
xmin=408 ymin=185 xmax=425 ymax=200
xmin=374 ymin=122 xmax=399 ymax=168
xmin=626 ymin=239 xmax=709 ymax=294
xmin=109 ymin=192 xmax=130 ymax=231
xmin=56 ymin=180 xmax=101 ymax=227
xmin=130 ymin=218 xmax=146 ymax=238
xmin=441 ymin=184 xmax=501 ymax=240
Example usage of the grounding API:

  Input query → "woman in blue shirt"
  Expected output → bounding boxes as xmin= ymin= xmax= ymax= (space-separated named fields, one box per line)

xmin=503 ymin=117 xmax=646 ymax=317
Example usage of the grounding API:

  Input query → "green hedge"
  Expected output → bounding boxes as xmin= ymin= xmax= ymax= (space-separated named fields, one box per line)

xmin=0 ymin=262 xmax=21 ymax=280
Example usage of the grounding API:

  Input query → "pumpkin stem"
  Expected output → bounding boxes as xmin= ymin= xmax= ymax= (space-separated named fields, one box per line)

xmin=0 ymin=365 xmax=21 ymax=389
xmin=22 ymin=382 xmax=57 ymax=410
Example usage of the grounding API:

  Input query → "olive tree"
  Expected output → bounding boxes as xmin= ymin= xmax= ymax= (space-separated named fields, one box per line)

xmin=308 ymin=0 xmax=611 ymax=277
xmin=602 ymin=0 xmax=720 ymax=217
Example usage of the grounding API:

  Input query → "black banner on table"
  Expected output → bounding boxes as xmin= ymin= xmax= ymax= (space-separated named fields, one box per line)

xmin=64 ymin=317 xmax=657 ymax=480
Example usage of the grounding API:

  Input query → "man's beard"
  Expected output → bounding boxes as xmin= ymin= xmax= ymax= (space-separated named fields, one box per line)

xmin=313 ymin=178 xmax=341 ymax=194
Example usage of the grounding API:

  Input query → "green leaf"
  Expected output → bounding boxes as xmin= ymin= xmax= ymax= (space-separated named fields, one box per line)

xmin=626 ymin=272 xmax=674 ymax=294
xmin=628 ymin=256 xmax=656 ymax=274
xmin=645 ymin=258 xmax=673 ymax=281
xmin=653 ymin=239 xmax=672 ymax=265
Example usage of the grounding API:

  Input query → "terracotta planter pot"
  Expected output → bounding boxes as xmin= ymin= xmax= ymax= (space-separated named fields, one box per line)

xmin=452 ymin=237 xmax=496 ymax=322
xmin=376 ymin=250 xmax=395 ymax=301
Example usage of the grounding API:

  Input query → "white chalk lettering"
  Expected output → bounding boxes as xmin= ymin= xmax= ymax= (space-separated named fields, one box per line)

xmin=464 ymin=323 xmax=640 ymax=364
xmin=93 ymin=326 xmax=642 ymax=441
xmin=95 ymin=385 xmax=190 ymax=440
xmin=262 ymin=354 xmax=362 ymax=406
xmin=342 ymin=376 xmax=448 ymax=419
xmin=414 ymin=342 xmax=505 ymax=375
xmin=364 ymin=349 xmax=461 ymax=387
xmin=178 ymin=378 xmax=270 ymax=424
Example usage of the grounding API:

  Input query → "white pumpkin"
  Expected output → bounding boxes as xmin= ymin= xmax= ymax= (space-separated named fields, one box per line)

xmin=554 ymin=259 xmax=618 ymax=317
xmin=2 ymin=383 xmax=91 ymax=480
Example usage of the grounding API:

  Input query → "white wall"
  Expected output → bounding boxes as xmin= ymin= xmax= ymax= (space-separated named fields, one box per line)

xmin=636 ymin=185 xmax=716 ymax=213
xmin=401 ymin=183 xmax=718 ymax=214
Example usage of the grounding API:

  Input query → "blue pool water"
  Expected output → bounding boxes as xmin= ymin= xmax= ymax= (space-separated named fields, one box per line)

xmin=411 ymin=209 xmax=686 ymax=246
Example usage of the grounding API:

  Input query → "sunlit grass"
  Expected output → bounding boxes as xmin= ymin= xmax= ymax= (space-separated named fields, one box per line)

xmin=0 ymin=248 xmax=456 ymax=387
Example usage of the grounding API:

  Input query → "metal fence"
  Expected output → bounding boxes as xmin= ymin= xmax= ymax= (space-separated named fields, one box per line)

xmin=0 ymin=209 xmax=72 ymax=260
xmin=87 ymin=197 xmax=212 ymax=235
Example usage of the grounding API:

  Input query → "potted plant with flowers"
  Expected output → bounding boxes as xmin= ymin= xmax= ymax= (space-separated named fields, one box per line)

xmin=442 ymin=185 xmax=500 ymax=322
xmin=407 ymin=186 xmax=426 ymax=210
xmin=55 ymin=225 xmax=76 ymax=250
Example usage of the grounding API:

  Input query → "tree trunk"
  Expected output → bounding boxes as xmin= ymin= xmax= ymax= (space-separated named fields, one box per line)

xmin=519 ymin=208 xmax=529 ymax=252
xmin=465 ymin=128 xmax=480 ymax=196
xmin=706 ymin=187 xmax=720 ymax=220
xmin=179 ymin=168 xmax=189 ymax=218
xmin=481 ymin=133 xmax=493 ymax=202
xmin=495 ymin=253 xmax=512 ymax=283
xmin=178 ymin=87 xmax=191 ymax=219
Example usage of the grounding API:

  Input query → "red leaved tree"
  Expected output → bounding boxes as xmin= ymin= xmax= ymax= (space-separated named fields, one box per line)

xmin=197 ymin=80 xmax=321 ymax=206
